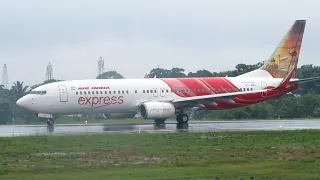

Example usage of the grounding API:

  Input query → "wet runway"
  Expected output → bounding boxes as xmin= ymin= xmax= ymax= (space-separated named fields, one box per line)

xmin=0 ymin=119 xmax=320 ymax=137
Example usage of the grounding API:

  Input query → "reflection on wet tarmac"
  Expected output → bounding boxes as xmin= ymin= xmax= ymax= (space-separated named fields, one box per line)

xmin=1 ymin=119 xmax=320 ymax=137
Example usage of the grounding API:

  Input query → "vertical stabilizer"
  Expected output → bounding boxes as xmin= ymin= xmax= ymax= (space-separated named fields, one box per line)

xmin=260 ymin=20 xmax=306 ymax=78
xmin=238 ymin=20 xmax=306 ymax=78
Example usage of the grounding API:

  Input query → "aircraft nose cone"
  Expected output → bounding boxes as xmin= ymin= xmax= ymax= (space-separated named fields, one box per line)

xmin=16 ymin=97 xmax=28 ymax=109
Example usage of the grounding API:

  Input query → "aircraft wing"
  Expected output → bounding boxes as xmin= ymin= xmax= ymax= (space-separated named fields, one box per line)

xmin=172 ymin=89 xmax=268 ymax=103
xmin=289 ymin=77 xmax=320 ymax=84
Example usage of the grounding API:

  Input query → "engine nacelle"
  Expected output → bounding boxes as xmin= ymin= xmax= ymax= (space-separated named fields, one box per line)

xmin=139 ymin=102 xmax=176 ymax=119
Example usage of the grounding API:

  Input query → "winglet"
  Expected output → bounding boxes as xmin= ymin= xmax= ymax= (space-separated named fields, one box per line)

xmin=274 ymin=67 xmax=296 ymax=89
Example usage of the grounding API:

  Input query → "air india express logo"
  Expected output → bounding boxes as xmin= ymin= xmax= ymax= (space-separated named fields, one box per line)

xmin=78 ymin=96 xmax=124 ymax=108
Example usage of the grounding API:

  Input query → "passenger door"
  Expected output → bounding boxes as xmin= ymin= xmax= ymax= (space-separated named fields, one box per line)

xmin=58 ymin=85 xmax=68 ymax=102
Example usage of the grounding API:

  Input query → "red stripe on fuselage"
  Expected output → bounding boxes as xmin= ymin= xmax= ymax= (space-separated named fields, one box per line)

xmin=161 ymin=77 xmax=240 ymax=97
xmin=160 ymin=78 xmax=298 ymax=110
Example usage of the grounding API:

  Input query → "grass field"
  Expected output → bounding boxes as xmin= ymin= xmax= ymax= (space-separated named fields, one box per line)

xmin=1 ymin=130 xmax=320 ymax=179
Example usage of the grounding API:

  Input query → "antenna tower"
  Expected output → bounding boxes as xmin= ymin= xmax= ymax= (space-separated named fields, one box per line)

xmin=45 ymin=62 xmax=54 ymax=81
xmin=97 ymin=57 xmax=105 ymax=77
xmin=2 ymin=64 xmax=8 ymax=89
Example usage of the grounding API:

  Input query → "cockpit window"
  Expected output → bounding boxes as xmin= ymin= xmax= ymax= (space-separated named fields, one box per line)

xmin=29 ymin=90 xmax=47 ymax=95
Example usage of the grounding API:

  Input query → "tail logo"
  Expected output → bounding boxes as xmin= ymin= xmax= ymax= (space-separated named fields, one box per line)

xmin=261 ymin=20 xmax=306 ymax=78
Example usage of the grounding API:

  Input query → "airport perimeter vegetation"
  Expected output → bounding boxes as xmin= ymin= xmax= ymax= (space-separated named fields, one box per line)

xmin=0 ymin=129 xmax=320 ymax=179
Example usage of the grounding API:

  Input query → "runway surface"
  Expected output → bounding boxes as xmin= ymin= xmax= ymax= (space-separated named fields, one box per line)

xmin=0 ymin=119 xmax=320 ymax=137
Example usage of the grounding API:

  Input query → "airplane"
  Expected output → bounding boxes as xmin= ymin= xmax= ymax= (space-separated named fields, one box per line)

xmin=16 ymin=20 xmax=320 ymax=126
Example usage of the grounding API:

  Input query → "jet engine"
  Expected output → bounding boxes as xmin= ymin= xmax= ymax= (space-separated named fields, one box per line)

xmin=139 ymin=102 xmax=176 ymax=119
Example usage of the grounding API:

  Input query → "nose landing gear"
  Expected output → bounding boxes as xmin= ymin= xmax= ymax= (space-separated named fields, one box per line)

xmin=47 ymin=118 xmax=54 ymax=126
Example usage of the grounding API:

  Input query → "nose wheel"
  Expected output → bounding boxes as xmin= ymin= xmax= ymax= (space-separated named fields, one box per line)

xmin=47 ymin=118 xmax=54 ymax=126
xmin=176 ymin=114 xmax=189 ymax=123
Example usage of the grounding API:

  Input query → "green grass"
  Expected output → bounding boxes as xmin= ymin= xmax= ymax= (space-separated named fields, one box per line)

xmin=1 ymin=130 xmax=320 ymax=179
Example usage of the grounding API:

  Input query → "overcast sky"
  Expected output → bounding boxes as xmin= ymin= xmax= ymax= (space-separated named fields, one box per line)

xmin=0 ymin=0 xmax=319 ymax=86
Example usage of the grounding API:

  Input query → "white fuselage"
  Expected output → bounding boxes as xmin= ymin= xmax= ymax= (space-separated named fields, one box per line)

xmin=17 ymin=77 xmax=285 ymax=115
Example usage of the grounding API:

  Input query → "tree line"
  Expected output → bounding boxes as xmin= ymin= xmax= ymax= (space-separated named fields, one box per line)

xmin=1 ymin=63 xmax=320 ymax=124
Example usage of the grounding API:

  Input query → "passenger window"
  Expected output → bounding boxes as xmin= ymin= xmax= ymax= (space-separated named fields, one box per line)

xmin=122 ymin=90 xmax=125 ymax=94
xmin=247 ymin=88 xmax=249 ymax=91
xmin=147 ymin=90 xmax=149 ymax=93
xmin=105 ymin=91 xmax=108 ymax=94
xmin=114 ymin=91 xmax=116 ymax=94
xmin=143 ymin=90 xmax=145 ymax=93
xmin=109 ymin=91 xmax=112 ymax=94
xmin=84 ymin=91 xmax=87 ymax=95
xmin=150 ymin=90 xmax=153 ymax=93
xmin=88 ymin=91 xmax=91 ymax=95
xmin=96 ymin=91 xmax=99 ymax=94
xmin=80 ymin=91 xmax=83 ymax=95
xmin=100 ymin=91 xmax=103 ymax=94
xmin=135 ymin=90 xmax=137 ymax=93
xmin=162 ymin=89 xmax=164 ymax=93
xmin=166 ymin=89 xmax=169 ymax=93
xmin=118 ymin=90 xmax=121 ymax=94
xmin=126 ymin=90 xmax=129 ymax=94
xmin=76 ymin=92 xmax=78 ymax=95
xmin=92 ymin=91 xmax=95 ymax=94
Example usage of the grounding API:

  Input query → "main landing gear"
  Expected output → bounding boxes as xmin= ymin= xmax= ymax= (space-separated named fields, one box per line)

xmin=176 ymin=113 xmax=189 ymax=123
xmin=152 ymin=111 xmax=190 ymax=124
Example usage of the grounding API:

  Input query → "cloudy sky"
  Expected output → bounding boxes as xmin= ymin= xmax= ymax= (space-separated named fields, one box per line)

xmin=0 ymin=0 xmax=319 ymax=86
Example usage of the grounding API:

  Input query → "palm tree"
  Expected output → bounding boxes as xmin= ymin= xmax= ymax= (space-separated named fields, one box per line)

xmin=11 ymin=81 xmax=29 ymax=99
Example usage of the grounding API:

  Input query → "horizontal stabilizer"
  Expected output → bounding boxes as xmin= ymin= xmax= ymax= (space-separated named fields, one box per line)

xmin=290 ymin=77 xmax=320 ymax=84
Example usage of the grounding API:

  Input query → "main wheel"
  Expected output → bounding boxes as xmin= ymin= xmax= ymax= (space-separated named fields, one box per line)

xmin=47 ymin=118 xmax=54 ymax=126
xmin=176 ymin=114 xmax=189 ymax=123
